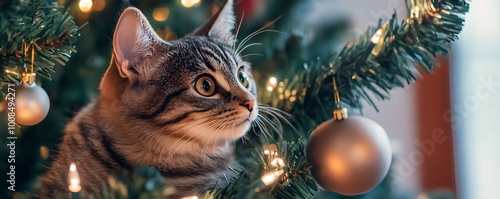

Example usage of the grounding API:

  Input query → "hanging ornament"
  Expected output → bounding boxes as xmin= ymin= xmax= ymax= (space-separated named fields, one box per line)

xmin=306 ymin=76 xmax=391 ymax=196
xmin=13 ymin=72 xmax=50 ymax=126
xmin=12 ymin=42 xmax=51 ymax=126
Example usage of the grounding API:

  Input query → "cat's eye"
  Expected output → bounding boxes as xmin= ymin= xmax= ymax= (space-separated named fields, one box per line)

xmin=195 ymin=76 xmax=216 ymax=96
xmin=238 ymin=68 xmax=249 ymax=88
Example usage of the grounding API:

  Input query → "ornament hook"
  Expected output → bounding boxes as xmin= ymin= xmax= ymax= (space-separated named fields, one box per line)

xmin=20 ymin=41 xmax=36 ymax=84
xmin=332 ymin=75 xmax=348 ymax=120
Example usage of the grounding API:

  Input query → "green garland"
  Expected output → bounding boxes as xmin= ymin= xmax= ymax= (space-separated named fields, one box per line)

xmin=0 ymin=0 xmax=78 ymax=87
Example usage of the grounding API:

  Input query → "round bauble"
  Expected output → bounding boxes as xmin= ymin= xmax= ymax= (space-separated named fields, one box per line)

xmin=13 ymin=83 xmax=50 ymax=126
xmin=306 ymin=116 xmax=392 ymax=196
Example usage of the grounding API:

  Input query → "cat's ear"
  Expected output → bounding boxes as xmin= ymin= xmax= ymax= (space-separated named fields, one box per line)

xmin=113 ymin=7 xmax=161 ymax=79
xmin=191 ymin=0 xmax=236 ymax=44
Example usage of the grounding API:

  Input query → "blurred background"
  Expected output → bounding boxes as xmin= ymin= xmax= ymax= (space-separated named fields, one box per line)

xmin=1 ymin=0 xmax=499 ymax=198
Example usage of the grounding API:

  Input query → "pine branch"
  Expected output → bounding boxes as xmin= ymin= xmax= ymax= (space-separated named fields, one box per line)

xmin=270 ymin=0 xmax=469 ymax=118
xmin=0 ymin=0 xmax=78 ymax=86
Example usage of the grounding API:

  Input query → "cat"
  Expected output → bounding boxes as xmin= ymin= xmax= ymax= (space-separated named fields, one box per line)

xmin=36 ymin=0 xmax=259 ymax=198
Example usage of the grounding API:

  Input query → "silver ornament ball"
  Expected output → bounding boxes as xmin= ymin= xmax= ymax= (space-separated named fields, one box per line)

xmin=14 ymin=83 xmax=50 ymax=126
xmin=306 ymin=116 xmax=392 ymax=196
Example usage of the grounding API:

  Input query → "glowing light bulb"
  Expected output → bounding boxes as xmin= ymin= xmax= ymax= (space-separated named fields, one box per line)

xmin=79 ymin=0 xmax=93 ymax=13
xmin=261 ymin=169 xmax=284 ymax=185
xmin=270 ymin=157 xmax=285 ymax=168
xmin=269 ymin=77 xmax=277 ymax=85
xmin=411 ymin=6 xmax=420 ymax=18
xmin=370 ymin=29 xmax=383 ymax=44
xmin=266 ymin=77 xmax=278 ymax=92
xmin=68 ymin=163 xmax=81 ymax=192
xmin=181 ymin=0 xmax=201 ymax=8
xmin=181 ymin=196 xmax=199 ymax=199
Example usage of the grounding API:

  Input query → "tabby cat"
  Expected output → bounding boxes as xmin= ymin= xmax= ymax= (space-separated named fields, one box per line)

xmin=36 ymin=0 xmax=258 ymax=198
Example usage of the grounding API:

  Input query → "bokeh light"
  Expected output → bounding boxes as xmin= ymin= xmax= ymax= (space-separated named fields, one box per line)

xmin=153 ymin=7 xmax=170 ymax=22
xmin=93 ymin=0 xmax=105 ymax=11
xmin=181 ymin=0 xmax=201 ymax=8
xmin=79 ymin=0 xmax=93 ymax=13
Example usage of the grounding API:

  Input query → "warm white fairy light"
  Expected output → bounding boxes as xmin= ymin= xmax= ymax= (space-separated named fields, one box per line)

xmin=181 ymin=0 xmax=201 ymax=8
xmin=370 ymin=29 xmax=383 ymax=44
xmin=411 ymin=6 xmax=420 ymax=18
xmin=261 ymin=169 xmax=284 ymax=185
xmin=181 ymin=196 xmax=199 ymax=199
xmin=269 ymin=77 xmax=277 ymax=85
xmin=266 ymin=77 xmax=278 ymax=92
xmin=68 ymin=163 xmax=81 ymax=192
xmin=263 ymin=149 xmax=270 ymax=155
xmin=270 ymin=157 xmax=285 ymax=168
xmin=79 ymin=0 xmax=93 ymax=13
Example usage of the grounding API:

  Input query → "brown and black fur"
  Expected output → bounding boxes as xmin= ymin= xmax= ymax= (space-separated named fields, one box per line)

xmin=37 ymin=0 xmax=259 ymax=198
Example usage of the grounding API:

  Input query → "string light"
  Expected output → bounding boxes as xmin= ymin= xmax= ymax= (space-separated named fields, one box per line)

xmin=269 ymin=77 xmax=277 ymax=85
xmin=153 ymin=7 xmax=170 ymax=22
xmin=270 ymin=157 xmax=285 ymax=168
xmin=5 ymin=69 xmax=20 ymax=76
xmin=79 ymin=0 xmax=93 ymax=13
xmin=181 ymin=0 xmax=201 ymax=8
xmin=261 ymin=169 xmax=284 ymax=185
xmin=370 ymin=29 xmax=383 ymax=44
xmin=68 ymin=163 xmax=81 ymax=192
xmin=411 ymin=6 xmax=420 ymax=18
xmin=266 ymin=77 xmax=278 ymax=92
xmin=181 ymin=196 xmax=199 ymax=199
xmin=263 ymin=144 xmax=278 ymax=156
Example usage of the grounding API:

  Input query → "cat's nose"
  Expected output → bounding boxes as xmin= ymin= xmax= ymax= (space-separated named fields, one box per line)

xmin=241 ymin=100 xmax=254 ymax=112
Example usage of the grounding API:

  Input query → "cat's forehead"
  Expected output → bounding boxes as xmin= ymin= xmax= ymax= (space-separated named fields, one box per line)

xmin=176 ymin=36 xmax=233 ymax=54
xmin=165 ymin=36 xmax=240 ymax=72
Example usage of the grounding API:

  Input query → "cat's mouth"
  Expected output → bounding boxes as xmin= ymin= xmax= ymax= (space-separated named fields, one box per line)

xmin=235 ymin=108 xmax=258 ymax=127
xmin=235 ymin=119 xmax=251 ymax=127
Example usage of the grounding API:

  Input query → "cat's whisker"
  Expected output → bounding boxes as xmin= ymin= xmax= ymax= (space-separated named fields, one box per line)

xmin=232 ymin=12 xmax=245 ymax=52
xmin=236 ymin=42 xmax=262 ymax=56
xmin=164 ymin=118 xmax=217 ymax=152
xmin=254 ymin=115 xmax=273 ymax=142
xmin=201 ymin=120 xmax=231 ymax=162
xmin=235 ymin=16 xmax=282 ymax=53
xmin=259 ymin=106 xmax=297 ymax=133
xmin=236 ymin=29 xmax=280 ymax=55
xmin=241 ymin=53 xmax=264 ymax=59
xmin=173 ymin=122 xmax=217 ymax=159
xmin=258 ymin=114 xmax=280 ymax=137
xmin=169 ymin=118 xmax=221 ymax=155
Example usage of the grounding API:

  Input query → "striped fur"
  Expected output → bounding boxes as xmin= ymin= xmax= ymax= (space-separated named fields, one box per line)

xmin=37 ymin=1 xmax=258 ymax=198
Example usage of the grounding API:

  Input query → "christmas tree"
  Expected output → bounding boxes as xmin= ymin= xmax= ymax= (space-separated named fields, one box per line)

xmin=0 ymin=0 xmax=469 ymax=198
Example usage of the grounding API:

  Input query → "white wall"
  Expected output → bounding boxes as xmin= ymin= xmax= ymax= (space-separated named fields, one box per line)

xmin=452 ymin=1 xmax=500 ymax=198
